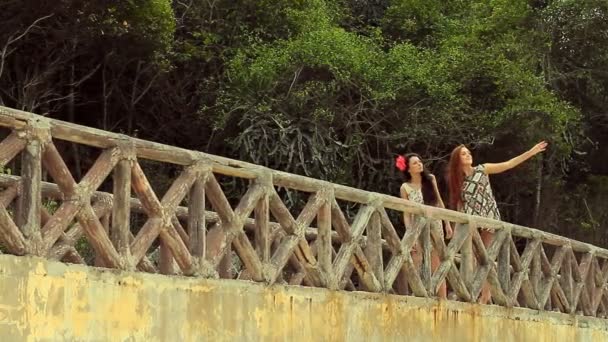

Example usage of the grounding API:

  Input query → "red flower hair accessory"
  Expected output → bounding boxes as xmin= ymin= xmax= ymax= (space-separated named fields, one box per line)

xmin=395 ymin=155 xmax=407 ymax=171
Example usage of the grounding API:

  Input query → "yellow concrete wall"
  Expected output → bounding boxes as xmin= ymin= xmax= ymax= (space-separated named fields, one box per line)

xmin=0 ymin=255 xmax=606 ymax=342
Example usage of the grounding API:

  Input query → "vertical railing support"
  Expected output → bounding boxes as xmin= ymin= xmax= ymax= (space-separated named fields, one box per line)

xmin=17 ymin=119 xmax=50 ymax=255
xmin=112 ymin=138 xmax=135 ymax=270
xmin=254 ymin=171 xmax=272 ymax=280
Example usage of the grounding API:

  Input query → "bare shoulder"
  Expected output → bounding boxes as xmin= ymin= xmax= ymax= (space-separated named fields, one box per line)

xmin=400 ymin=183 xmax=409 ymax=198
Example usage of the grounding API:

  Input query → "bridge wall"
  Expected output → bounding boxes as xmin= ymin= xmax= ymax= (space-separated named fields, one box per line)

xmin=0 ymin=255 xmax=605 ymax=342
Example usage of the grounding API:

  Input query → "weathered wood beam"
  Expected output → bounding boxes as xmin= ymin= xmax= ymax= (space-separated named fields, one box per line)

xmin=0 ymin=131 xmax=26 ymax=168
xmin=383 ymin=216 xmax=429 ymax=297
xmin=112 ymin=159 xmax=132 ymax=265
xmin=16 ymin=138 xmax=43 ymax=254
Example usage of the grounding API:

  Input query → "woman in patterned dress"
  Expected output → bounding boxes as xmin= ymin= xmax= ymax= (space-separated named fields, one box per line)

xmin=396 ymin=153 xmax=453 ymax=298
xmin=446 ymin=141 xmax=548 ymax=303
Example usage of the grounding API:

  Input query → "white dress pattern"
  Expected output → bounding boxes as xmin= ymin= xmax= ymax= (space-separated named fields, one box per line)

xmin=401 ymin=182 xmax=444 ymax=239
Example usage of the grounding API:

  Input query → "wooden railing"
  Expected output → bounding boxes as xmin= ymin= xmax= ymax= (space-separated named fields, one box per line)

xmin=0 ymin=105 xmax=607 ymax=318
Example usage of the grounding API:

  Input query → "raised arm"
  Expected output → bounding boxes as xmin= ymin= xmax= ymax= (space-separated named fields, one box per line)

xmin=483 ymin=141 xmax=548 ymax=175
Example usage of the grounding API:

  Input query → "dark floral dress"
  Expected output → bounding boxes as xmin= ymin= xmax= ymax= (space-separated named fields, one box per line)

xmin=461 ymin=165 xmax=501 ymax=221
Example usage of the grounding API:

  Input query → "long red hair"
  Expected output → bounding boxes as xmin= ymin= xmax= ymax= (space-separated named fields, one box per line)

xmin=447 ymin=145 xmax=466 ymax=210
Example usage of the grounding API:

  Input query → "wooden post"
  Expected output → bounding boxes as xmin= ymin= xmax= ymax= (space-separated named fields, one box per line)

xmin=317 ymin=189 xmax=333 ymax=281
xmin=530 ymin=246 xmax=542 ymax=301
xmin=254 ymin=190 xmax=270 ymax=262
xmin=364 ymin=209 xmax=384 ymax=291
xmin=460 ymin=222 xmax=475 ymax=292
xmin=15 ymin=122 xmax=50 ymax=255
xmin=188 ymin=177 xmax=206 ymax=258
xmin=112 ymin=158 xmax=132 ymax=268
xmin=585 ymin=256 xmax=596 ymax=315
xmin=16 ymin=136 xmax=43 ymax=255
xmin=420 ymin=219 xmax=432 ymax=294
xmin=498 ymin=230 xmax=511 ymax=296
xmin=254 ymin=173 xmax=272 ymax=273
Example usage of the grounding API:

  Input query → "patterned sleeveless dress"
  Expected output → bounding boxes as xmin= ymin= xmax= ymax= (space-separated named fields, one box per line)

xmin=461 ymin=165 xmax=501 ymax=223
xmin=401 ymin=182 xmax=444 ymax=239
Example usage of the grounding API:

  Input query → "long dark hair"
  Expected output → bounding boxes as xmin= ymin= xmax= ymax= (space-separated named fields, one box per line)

xmin=446 ymin=145 xmax=465 ymax=210
xmin=396 ymin=153 xmax=437 ymax=206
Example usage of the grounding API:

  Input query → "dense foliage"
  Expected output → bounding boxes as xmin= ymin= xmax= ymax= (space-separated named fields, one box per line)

xmin=1 ymin=0 xmax=606 ymax=246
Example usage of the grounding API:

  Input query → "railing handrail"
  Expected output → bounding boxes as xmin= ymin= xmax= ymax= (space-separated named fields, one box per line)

xmin=0 ymin=105 xmax=606 ymax=318
xmin=0 ymin=105 xmax=603 ymax=256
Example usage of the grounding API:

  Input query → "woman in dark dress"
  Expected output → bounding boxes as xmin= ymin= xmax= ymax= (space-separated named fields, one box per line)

xmin=446 ymin=141 xmax=547 ymax=303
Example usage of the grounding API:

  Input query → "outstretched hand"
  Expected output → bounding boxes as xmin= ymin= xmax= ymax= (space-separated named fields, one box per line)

xmin=529 ymin=141 xmax=548 ymax=156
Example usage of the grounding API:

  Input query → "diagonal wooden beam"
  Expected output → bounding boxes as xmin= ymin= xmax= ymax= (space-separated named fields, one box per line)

xmin=469 ymin=229 xmax=509 ymax=302
xmin=331 ymin=202 xmax=380 ymax=291
xmin=592 ymin=259 xmax=608 ymax=315
xmin=377 ymin=207 xmax=402 ymax=254
xmin=508 ymin=238 xmax=541 ymax=309
xmin=0 ymin=131 xmax=26 ymax=168
xmin=269 ymin=189 xmax=327 ymax=285
xmin=384 ymin=216 xmax=429 ymax=296
xmin=536 ymin=245 xmax=567 ymax=309
xmin=0 ymin=203 xmax=27 ymax=254
xmin=429 ymin=223 xmax=470 ymax=297
xmin=131 ymin=162 xmax=204 ymax=274
xmin=228 ymin=184 xmax=266 ymax=280
xmin=41 ymin=147 xmax=120 ymax=251
xmin=76 ymin=204 xmax=122 ymax=268
xmin=570 ymin=251 xmax=593 ymax=314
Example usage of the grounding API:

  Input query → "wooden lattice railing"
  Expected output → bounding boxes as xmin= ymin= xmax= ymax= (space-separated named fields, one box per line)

xmin=0 ymin=105 xmax=607 ymax=318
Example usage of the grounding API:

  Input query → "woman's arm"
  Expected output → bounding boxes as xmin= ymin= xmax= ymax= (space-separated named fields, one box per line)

xmin=430 ymin=175 xmax=445 ymax=209
xmin=430 ymin=175 xmax=453 ymax=239
xmin=483 ymin=141 xmax=547 ymax=175
xmin=400 ymin=184 xmax=414 ymax=228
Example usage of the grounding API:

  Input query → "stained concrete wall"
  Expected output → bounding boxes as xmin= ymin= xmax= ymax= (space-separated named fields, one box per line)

xmin=0 ymin=255 xmax=606 ymax=341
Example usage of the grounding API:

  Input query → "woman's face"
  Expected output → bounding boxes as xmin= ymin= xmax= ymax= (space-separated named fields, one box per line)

xmin=408 ymin=156 xmax=424 ymax=175
xmin=459 ymin=147 xmax=473 ymax=166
